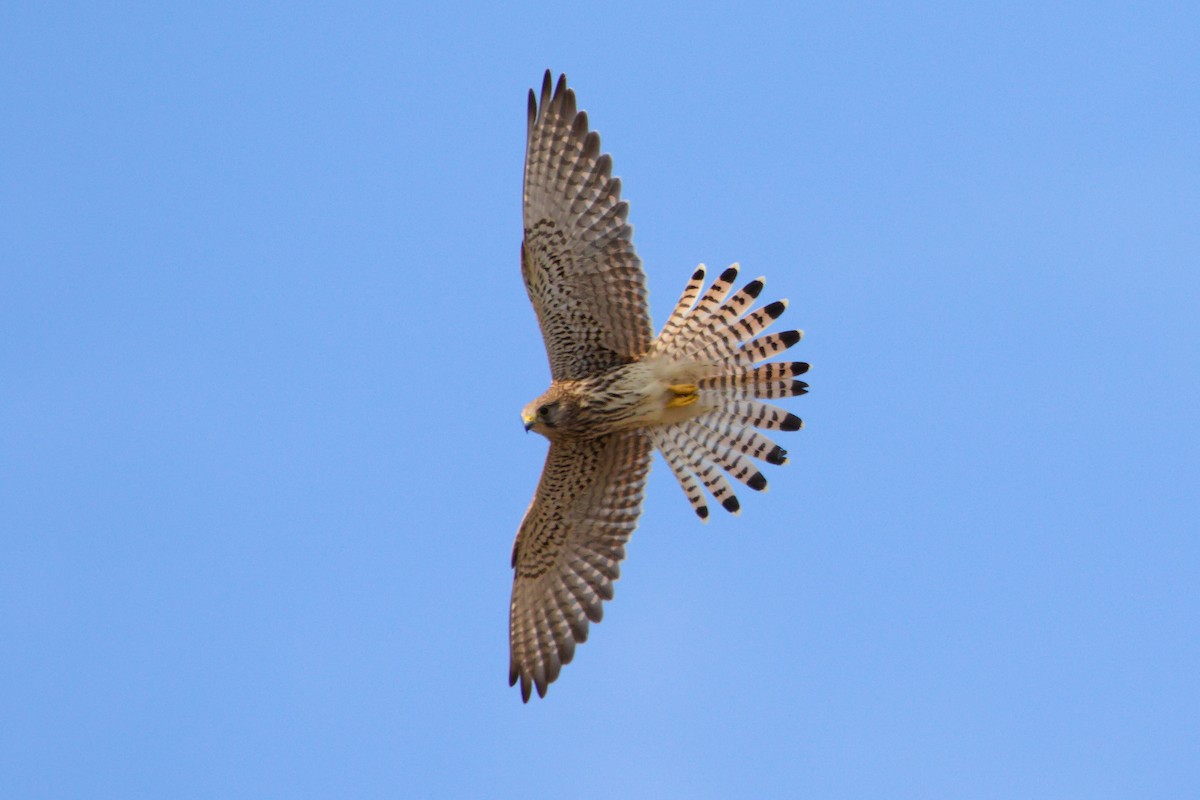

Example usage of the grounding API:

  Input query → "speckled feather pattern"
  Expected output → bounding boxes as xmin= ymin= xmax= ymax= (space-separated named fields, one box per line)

xmin=521 ymin=71 xmax=652 ymax=381
xmin=508 ymin=432 xmax=652 ymax=701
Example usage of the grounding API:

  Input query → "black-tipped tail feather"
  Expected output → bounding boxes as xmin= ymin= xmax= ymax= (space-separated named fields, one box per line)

xmin=651 ymin=265 xmax=808 ymax=517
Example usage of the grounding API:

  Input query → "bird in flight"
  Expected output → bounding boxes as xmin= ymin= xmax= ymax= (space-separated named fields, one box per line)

xmin=509 ymin=71 xmax=809 ymax=702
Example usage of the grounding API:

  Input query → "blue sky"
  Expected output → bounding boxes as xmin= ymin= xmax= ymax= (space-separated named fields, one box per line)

xmin=2 ymin=2 xmax=1197 ymax=797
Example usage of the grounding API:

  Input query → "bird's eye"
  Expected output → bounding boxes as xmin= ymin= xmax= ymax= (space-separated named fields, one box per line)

xmin=537 ymin=405 xmax=551 ymax=419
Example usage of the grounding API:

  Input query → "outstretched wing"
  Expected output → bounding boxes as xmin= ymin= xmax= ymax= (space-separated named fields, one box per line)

xmin=522 ymin=71 xmax=652 ymax=381
xmin=509 ymin=430 xmax=653 ymax=702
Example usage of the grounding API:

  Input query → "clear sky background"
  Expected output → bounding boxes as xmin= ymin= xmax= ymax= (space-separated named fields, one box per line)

xmin=2 ymin=2 xmax=1197 ymax=798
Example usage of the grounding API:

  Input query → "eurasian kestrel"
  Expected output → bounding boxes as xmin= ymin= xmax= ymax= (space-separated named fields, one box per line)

xmin=509 ymin=71 xmax=808 ymax=702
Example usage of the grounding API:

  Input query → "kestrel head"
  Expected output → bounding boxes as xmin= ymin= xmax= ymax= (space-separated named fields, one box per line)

xmin=521 ymin=387 xmax=573 ymax=439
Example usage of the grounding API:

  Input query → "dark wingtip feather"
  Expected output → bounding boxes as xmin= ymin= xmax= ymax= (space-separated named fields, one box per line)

xmin=691 ymin=267 xmax=705 ymax=280
xmin=560 ymin=638 xmax=576 ymax=665
xmin=766 ymin=446 xmax=788 ymax=466
xmin=764 ymin=300 xmax=787 ymax=319
xmin=560 ymin=88 xmax=577 ymax=121
xmin=596 ymin=153 xmax=613 ymax=179
xmin=582 ymin=129 xmax=600 ymax=159
xmin=571 ymin=110 xmax=589 ymax=139
xmin=722 ymin=495 xmax=741 ymax=514
xmin=748 ymin=472 xmax=768 ymax=491
xmin=792 ymin=361 xmax=810 ymax=375
xmin=743 ymin=279 xmax=764 ymax=299
xmin=696 ymin=505 xmax=710 ymax=519
xmin=719 ymin=266 xmax=739 ymax=283
xmin=781 ymin=413 xmax=803 ymax=431
xmin=791 ymin=380 xmax=809 ymax=396
xmin=780 ymin=330 xmax=801 ymax=348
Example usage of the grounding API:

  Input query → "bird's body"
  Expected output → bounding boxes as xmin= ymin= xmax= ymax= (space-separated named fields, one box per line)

xmin=508 ymin=72 xmax=809 ymax=702
xmin=523 ymin=357 xmax=717 ymax=440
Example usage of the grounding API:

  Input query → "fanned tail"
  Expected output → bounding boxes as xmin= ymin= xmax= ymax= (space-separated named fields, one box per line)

xmin=648 ymin=263 xmax=807 ymax=520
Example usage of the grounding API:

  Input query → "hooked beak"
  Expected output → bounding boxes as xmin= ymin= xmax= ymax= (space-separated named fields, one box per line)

xmin=521 ymin=413 xmax=535 ymax=433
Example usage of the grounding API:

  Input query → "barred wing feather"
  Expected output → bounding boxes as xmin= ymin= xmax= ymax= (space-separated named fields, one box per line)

xmin=522 ymin=71 xmax=652 ymax=381
xmin=508 ymin=431 xmax=653 ymax=702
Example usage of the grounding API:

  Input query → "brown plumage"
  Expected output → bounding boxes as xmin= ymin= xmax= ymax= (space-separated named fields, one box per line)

xmin=510 ymin=71 xmax=809 ymax=702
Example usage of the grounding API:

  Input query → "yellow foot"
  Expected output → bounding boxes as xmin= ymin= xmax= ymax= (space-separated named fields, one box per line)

xmin=666 ymin=383 xmax=699 ymax=408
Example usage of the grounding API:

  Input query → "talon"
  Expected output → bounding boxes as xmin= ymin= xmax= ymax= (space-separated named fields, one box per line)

xmin=666 ymin=383 xmax=699 ymax=408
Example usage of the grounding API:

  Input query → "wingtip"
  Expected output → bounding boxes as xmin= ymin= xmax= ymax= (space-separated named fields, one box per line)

xmin=520 ymin=673 xmax=533 ymax=703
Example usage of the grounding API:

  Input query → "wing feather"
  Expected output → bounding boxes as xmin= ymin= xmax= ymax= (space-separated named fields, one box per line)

xmin=522 ymin=71 xmax=652 ymax=380
xmin=509 ymin=430 xmax=652 ymax=701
